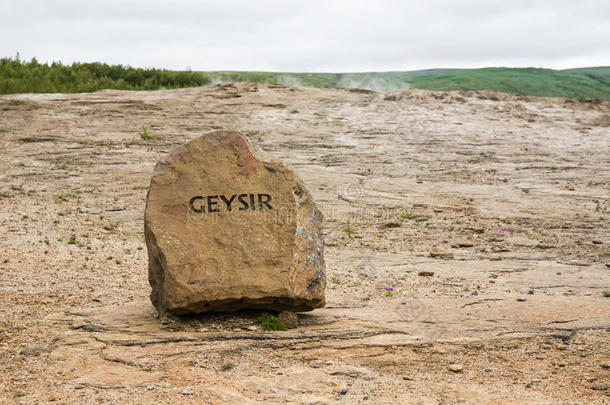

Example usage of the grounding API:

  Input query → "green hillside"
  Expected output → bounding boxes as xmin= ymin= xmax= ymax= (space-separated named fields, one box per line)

xmin=208 ymin=68 xmax=610 ymax=101
xmin=1 ymin=56 xmax=609 ymax=101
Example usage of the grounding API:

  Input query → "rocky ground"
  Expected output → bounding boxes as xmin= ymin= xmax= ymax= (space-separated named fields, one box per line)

xmin=0 ymin=83 xmax=609 ymax=404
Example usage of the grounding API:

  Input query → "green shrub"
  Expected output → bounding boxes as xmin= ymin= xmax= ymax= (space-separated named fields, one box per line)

xmin=256 ymin=313 xmax=287 ymax=331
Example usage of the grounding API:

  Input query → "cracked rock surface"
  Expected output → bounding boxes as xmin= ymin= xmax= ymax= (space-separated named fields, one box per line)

xmin=0 ymin=84 xmax=609 ymax=403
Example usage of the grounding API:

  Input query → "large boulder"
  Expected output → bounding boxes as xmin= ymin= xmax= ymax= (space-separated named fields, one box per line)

xmin=144 ymin=131 xmax=325 ymax=314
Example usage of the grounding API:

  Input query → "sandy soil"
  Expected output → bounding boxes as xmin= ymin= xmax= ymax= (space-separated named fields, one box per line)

xmin=0 ymin=83 xmax=609 ymax=404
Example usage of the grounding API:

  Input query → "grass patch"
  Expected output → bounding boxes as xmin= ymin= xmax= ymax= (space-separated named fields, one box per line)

xmin=55 ymin=193 xmax=67 ymax=203
xmin=256 ymin=313 xmax=287 ymax=331
xmin=139 ymin=125 xmax=155 ymax=140
xmin=343 ymin=218 xmax=356 ymax=237
xmin=399 ymin=210 xmax=412 ymax=219
xmin=221 ymin=361 xmax=233 ymax=371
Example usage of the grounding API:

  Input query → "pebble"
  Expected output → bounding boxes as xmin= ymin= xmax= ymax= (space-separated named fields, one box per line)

xmin=146 ymin=385 xmax=155 ymax=390
xmin=555 ymin=343 xmax=568 ymax=351
xmin=517 ymin=298 xmax=527 ymax=302
xmin=601 ymin=363 xmax=610 ymax=370
xmin=246 ymin=325 xmax=258 ymax=331
xmin=591 ymin=383 xmax=609 ymax=391
xmin=448 ymin=364 xmax=464 ymax=373
xmin=339 ymin=389 xmax=348 ymax=395
xmin=418 ymin=271 xmax=434 ymax=277
xmin=181 ymin=388 xmax=194 ymax=395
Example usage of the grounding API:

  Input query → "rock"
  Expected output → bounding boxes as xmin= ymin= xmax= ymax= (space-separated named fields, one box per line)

xmin=457 ymin=241 xmax=474 ymax=247
xmin=448 ymin=364 xmax=464 ymax=373
xmin=418 ymin=271 xmax=435 ymax=277
xmin=181 ymin=388 xmax=194 ymax=395
xmin=246 ymin=325 xmax=258 ymax=331
xmin=145 ymin=131 xmax=325 ymax=314
xmin=601 ymin=362 xmax=610 ymax=370
xmin=278 ymin=311 xmax=298 ymax=329
xmin=329 ymin=365 xmax=374 ymax=380
xmin=517 ymin=298 xmax=527 ymax=302
xmin=591 ymin=383 xmax=609 ymax=391
xmin=429 ymin=248 xmax=454 ymax=259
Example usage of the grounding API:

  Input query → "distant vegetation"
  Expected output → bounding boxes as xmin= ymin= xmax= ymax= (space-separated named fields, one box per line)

xmin=1 ymin=55 xmax=609 ymax=101
xmin=0 ymin=55 xmax=210 ymax=93
xmin=213 ymin=68 xmax=610 ymax=101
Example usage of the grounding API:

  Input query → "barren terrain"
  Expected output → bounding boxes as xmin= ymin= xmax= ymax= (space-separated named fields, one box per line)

xmin=0 ymin=83 xmax=609 ymax=404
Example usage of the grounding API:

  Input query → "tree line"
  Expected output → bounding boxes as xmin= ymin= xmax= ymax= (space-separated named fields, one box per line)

xmin=0 ymin=56 xmax=211 ymax=94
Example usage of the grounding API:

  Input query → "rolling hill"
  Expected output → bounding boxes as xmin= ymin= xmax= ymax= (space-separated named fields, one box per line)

xmin=1 ymin=57 xmax=609 ymax=101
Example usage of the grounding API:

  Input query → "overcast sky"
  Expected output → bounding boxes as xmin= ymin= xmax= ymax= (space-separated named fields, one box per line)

xmin=2 ymin=0 xmax=609 ymax=72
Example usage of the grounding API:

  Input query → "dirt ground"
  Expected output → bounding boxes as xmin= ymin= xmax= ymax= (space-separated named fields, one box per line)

xmin=0 ymin=83 xmax=609 ymax=404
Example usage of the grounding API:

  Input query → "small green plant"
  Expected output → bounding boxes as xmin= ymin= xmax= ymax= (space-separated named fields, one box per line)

xmin=603 ymin=290 xmax=610 ymax=298
xmin=331 ymin=277 xmax=341 ymax=285
xmin=122 ymin=231 xmax=132 ymax=236
xmin=115 ymin=258 xmax=122 ymax=265
xmin=463 ymin=286 xmax=470 ymax=292
xmin=256 ymin=313 xmax=287 ymax=331
xmin=139 ymin=125 xmax=154 ymax=140
xmin=343 ymin=218 xmax=356 ymax=237
xmin=575 ymin=239 xmax=583 ymax=245
xmin=57 ymin=208 xmax=72 ymax=216
xmin=55 ymin=193 xmax=67 ymax=203
xmin=221 ymin=361 xmax=233 ymax=370
xmin=21 ymin=215 xmax=28 ymax=220
xmin=113 ymin=196 xmax=120 ymax=202
xmin=399 ymin=210 xmax=412 ymax=219
xmin=595 ymin=203 xmax=601 ymax=212
xmin=68 ymin=234 xmax=77 ymax=245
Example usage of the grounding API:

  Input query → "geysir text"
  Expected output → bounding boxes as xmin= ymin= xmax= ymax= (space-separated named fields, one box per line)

xmin=189 ymin=194 xmax=272 ymax=213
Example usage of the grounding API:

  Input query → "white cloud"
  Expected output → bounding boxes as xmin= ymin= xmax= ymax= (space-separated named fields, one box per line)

xmin=1 ymin=0 xmax=609 ymax=71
